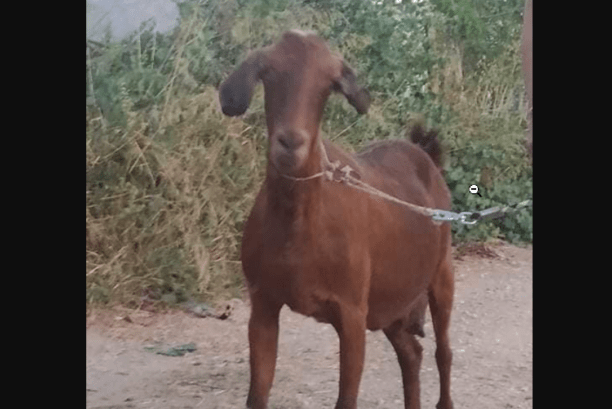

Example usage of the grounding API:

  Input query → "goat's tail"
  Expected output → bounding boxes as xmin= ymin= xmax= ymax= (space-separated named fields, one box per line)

xmin=408 ymin=120 xmax=444 ymax=169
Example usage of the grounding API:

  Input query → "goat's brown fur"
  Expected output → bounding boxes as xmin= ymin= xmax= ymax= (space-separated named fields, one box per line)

xmin=219 ymin=30 xmax=454 ymax=409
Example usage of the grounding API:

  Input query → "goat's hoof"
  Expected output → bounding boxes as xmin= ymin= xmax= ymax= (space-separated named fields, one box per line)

xmin=436 ymin=401 xmax=453 ymax=409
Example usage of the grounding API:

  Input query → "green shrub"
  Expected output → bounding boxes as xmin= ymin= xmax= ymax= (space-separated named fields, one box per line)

xmin=441 ymin=35 xmax=531 ymax=243
xmin=445 ymin=140 xmax=532 ymax=243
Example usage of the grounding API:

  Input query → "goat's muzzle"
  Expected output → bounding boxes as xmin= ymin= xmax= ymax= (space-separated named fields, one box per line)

xmin=270 ymin=129 xmax=310 ymax=175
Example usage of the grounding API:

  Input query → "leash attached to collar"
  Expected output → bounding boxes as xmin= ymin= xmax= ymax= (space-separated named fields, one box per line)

xmin=279 ymin=139 xmax=532 ymax=225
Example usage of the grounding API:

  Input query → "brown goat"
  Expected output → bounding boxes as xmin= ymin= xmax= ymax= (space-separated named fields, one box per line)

xmin=219 ymin=30 xmax=454 ymax=409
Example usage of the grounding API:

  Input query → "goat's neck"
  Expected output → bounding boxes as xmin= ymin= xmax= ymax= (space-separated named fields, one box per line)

xmin=266 ymin=134 xmax=325 ymax=222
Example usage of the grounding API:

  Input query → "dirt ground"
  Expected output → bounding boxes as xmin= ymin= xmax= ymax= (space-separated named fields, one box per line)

xmin=86 ymin=243 xmax=532 ymax=409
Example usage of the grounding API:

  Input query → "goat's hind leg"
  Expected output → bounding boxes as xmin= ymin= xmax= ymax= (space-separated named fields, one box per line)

xmin=246 ymin=293 xmax=282 ymax=409
xmin=384 ymin=316 xmax=424 ymax=409
xmin=428 ymin=260 xmax=454 ymax=409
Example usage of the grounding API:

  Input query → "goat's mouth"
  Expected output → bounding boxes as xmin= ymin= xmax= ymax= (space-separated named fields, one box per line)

xmin=270 ymin=142 xmax=310 ymax=176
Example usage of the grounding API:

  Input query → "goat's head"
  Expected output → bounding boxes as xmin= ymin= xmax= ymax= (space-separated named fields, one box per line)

xmin=219 ymin=30 xmax=370 ymax=176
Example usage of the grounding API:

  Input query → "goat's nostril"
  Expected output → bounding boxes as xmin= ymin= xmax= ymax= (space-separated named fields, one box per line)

xmin=276 ymin=132 xmax=306 ymax=150
xmin=278 ymin=136 xmax=290 ymax=149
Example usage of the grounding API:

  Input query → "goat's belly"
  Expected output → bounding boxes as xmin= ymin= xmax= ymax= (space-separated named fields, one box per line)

xmin=366 ymin=295 xmax=423 ymax=331
xmin=365 ymin=269 xmax=433 ymax=330
xmin=283 ymin=268 xmax=362 ymax=325
xmin=286 ymin=301 xmax=333 ymax=324
xmin=245 ymin=261 xmax=335 ymax=324
xmin=283 ymin=286 xmax=337 ymax=324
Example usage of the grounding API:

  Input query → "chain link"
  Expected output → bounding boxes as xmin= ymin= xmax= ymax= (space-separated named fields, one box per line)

xmin=431 ymin=200 xmax=532 ymax=224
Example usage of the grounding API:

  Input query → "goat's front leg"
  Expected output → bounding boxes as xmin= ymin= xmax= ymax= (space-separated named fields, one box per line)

xmin=332 ymin=303 xmax=367 ymax=409
xmin=246 ymin=294 xmax=282 ymax=409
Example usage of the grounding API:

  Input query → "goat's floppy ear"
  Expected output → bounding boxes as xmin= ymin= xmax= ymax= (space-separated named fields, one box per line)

xmin=219 ymin=50 xmax=266 ymax=117
xmin=334 ymin=61 xmax=370 ymax=115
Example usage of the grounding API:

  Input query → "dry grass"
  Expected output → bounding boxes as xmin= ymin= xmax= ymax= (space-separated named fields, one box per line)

xmin=86 ymin=86 xmax=267 ymax=307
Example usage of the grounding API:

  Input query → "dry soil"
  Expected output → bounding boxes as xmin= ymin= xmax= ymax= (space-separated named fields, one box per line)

xmin=86 ymin=243 xmax=532 ymax=409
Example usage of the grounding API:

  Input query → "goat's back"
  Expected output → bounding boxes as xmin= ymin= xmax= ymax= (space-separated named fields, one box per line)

xmin=343 ymin=134 xmax=450 ymax=212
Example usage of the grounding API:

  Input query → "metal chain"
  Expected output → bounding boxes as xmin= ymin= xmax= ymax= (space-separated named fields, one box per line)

xmin=431 ymin=199 xmax=532 ymax=225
